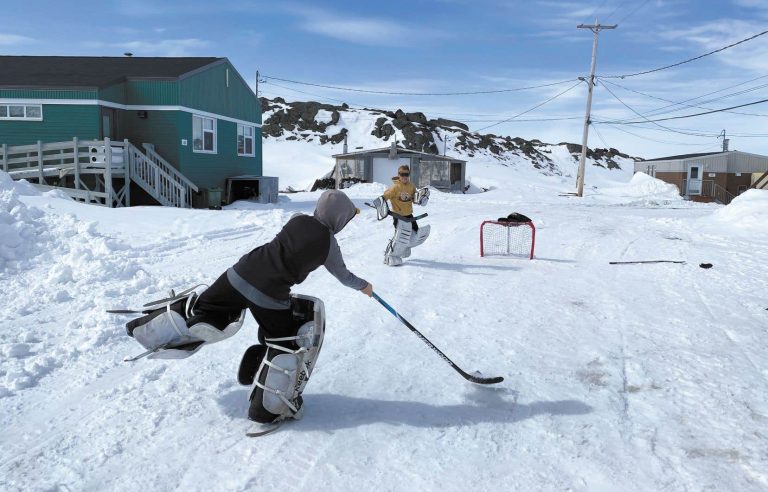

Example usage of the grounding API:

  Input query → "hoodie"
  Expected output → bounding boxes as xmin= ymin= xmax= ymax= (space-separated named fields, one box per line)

xmin=229 ymin=190 xmax=367 ymax=307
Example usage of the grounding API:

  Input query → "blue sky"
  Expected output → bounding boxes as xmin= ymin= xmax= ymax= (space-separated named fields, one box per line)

xmin=3 ymin=0 xmax=768 ymax=158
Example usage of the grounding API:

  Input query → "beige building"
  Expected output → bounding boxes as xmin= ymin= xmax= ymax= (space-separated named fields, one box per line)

xmin=635 ymin=151 xmax=768 ymax=204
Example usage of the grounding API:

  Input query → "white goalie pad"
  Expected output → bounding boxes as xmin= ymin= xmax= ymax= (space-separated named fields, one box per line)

xmin=372 ymin=196 xmax=390 ymax=220
xmin=240 ymin=294 xmax=326 ymax=423
xmin=389 ymin=219 xmax=413 ymax=257
xmin=415 ymin=187 xmax=430 ymax=206
xmin=410 ymin=224 xmax=430 ymax=248
xmin=128 ymin=287 xmax=246 ymax=360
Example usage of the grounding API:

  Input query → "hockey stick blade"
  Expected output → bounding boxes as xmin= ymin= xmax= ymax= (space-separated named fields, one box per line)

xmin=373 ymin=293 xmax=504 ymax=385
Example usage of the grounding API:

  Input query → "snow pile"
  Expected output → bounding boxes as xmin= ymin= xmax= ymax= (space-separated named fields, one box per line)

xmin=707 ymin=188 xmax=768 ymax=232
xmin=592 ymin=172 xmax=684 ymax=205
xmin=0 ymin=173 xmax=45 ymax=272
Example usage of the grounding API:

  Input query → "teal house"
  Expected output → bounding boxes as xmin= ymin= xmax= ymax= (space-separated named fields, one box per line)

xmin=0 ymin=55 xmax=273 ymax=207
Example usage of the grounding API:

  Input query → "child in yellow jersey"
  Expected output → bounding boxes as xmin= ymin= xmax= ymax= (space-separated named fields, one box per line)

xmin=379 ymin=165 xmax=431 ymax=266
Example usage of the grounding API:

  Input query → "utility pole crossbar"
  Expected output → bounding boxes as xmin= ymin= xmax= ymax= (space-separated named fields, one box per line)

xmin=575 ymin=21 xmax=617 ymax=197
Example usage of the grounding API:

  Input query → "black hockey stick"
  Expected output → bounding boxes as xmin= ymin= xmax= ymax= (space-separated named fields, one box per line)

xmin=372 ymin=292 xmax=503 ymax=385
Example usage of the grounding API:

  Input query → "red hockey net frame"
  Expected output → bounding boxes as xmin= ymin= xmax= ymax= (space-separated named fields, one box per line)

xmin=480 ymin=220 xmax=536 ymax=259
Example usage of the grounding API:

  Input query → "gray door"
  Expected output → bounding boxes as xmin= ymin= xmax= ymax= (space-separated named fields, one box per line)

xmin=687 ymin=164 xmax=702 ymax=195
xmin=100 ymin=107 xmax=117 ymax=139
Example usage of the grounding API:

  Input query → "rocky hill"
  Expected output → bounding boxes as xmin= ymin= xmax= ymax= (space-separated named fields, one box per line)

xmin=260 ymin=97 xmax=637 ymax=177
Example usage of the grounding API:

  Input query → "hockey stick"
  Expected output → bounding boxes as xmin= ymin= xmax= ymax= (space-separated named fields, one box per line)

xmin=363 ymin=202 xmax=428 ymax=222
xmin=372 ymin=292 xmax=504 ymax=385
xmin=609 ymin=260 xmax=686 ymax=265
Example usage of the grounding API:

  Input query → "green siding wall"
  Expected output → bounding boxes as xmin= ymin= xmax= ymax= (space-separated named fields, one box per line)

xmin=124 ymin=80 xmax=180 ymax=106
xmin=177 ymin=112 xmax=261 ymax=189
xmin=117 ymin=109 xmax=180 ymax=166
xmin=99 ymin=83 xmax=127 ymax=104
xmin=180 ymin=62 xmax=260 ymax=123
xmin=0 ymin=89 xmax=97 ymax=100
xmin=0 ymin=104 xmax=99 ymax=146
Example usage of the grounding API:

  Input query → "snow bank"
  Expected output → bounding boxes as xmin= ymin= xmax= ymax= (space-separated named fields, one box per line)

xmin=0 ymin=173 xmax=45 ymax=272
xmin=591 ymin=172 xmax=684 ymax=206
xmin=708 ymin=188 xmax=768 ymax=232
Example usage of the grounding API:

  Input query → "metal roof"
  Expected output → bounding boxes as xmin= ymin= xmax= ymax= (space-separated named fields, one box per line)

xmin=638 ymin=151 xmax=725 ymax=163
xmin=0 ymin=56 xmax=222 ymax=88
xmin=333 ymin=146 xmax=466 ymax=162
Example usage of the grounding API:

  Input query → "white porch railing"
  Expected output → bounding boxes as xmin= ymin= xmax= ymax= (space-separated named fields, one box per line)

xmin=0 ymin=138 xmax=198 ymax=208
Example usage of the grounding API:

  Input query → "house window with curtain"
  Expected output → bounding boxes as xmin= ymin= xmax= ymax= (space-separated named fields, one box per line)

xmin=193 ymin=115 xmax=216 ymax=153
xmin=237 ymin=124 xmax=255 ymax=157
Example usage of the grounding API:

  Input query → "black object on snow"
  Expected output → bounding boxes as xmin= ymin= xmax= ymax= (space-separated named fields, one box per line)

xmin=699 ymin=263 xmax=713 ymax=269
xmin=498 ymin=212 xmax=532 ymax=223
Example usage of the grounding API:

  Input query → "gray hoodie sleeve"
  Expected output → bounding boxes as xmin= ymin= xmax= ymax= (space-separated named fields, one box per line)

xmin=324 ymin=235 xmax=368 ymax=290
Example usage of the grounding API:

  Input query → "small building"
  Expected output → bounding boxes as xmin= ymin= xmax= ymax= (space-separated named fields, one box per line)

xmin=0 ymin=55 xmax=277 ymax=206
xmin=635 ymin=151 xmax=768 ymax=204
xmin=332 ymin=143 xmax=467 ymax=192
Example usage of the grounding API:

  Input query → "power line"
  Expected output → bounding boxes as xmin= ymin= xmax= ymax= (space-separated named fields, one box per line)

xmin=264 ymin=81 xmax=584 ymax=124
xmin=263 ymin=75 xmax=580 ymax=96
xmin=597 ymin=77 xmax=768 ymax=118
xmin=598 ymin=82 xmax=720 ymax=136
xmin=472 ymin=80 xmax=583 ymax=132
xmin=614 ymin=0 xmax=652 ymax=24
xmin=604 ymin=0 xmax=631 ymax=22
xmin=600 ymin=83 xmax=768 ymax=124
xmin=601 ymin=29 xmax=768 ymax=79
xmin=597 ymin=123 xmax=717 ymax=145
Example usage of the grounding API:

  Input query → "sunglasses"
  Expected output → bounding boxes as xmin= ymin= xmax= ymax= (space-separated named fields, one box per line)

xmin=399 ymin=172 xmax=410 ymax=177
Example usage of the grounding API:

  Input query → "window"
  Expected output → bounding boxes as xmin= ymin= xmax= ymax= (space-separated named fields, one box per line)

xmin=0 ymin=104 xmax=43 ymax=120
xmin=193 ymin=115 xmax=216 ymax=153
xmin=237 ymin=124 xmax=255 ymax=156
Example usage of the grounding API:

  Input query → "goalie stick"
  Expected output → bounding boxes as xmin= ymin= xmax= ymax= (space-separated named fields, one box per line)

xmin=372 ymin=292 xmax=504 ymax=385
xmin=363 ymin=202 xmax=427 ymax=222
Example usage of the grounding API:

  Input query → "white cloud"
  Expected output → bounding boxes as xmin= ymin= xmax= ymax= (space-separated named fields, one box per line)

xmin=297 ymin=13 xmax=423 ymax=46
xmin=0 ymin=34 xmax=35 ymax=46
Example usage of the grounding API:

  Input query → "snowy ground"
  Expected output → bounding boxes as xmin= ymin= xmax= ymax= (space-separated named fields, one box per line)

xmin=1 ymin=161 xmax=767 ymax=491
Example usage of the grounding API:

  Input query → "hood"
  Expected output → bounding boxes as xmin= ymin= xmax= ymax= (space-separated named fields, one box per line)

xmin=313 ymin=190 xmax=358 ymax=234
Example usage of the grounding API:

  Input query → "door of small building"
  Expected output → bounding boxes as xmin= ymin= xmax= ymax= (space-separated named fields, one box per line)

xmin=100 ymin=107 xmax=117 ymax=139
xmin=450 ymin=162 xmax=462 ymax=189
xmin=687 ymin=164 xmax=702 ymax=195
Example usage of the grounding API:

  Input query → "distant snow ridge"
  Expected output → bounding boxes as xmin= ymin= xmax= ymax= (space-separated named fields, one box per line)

xmin=260 ymin=97 xmax=637 ymax=177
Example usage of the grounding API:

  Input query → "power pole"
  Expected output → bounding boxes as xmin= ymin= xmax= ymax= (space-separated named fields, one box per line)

xmin=575 ymin=21 xmax=616 ymax=197
xmin=718 ymin=129 xmax=729 ymax=151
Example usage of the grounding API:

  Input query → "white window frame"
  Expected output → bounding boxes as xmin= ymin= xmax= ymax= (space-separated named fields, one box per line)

xmin=237 ymin=124 xmax=255 ymax=157
xmin=0 ymin=104 xmax=43 ymax=121
xmin=192 ymin=114 xmax=217 ymax=154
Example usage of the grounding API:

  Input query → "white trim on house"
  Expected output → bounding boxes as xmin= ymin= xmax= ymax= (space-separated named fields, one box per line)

xmin=0 ymin=99 xmax=262 ymax=128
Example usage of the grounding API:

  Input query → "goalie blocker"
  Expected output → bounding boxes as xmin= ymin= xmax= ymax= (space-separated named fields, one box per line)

xmin=238 ymin=294 xmax=325 ymax=423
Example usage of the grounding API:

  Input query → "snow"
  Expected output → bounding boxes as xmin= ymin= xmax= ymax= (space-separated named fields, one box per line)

xmin=2 ymin=143 xmax=768 ymax=491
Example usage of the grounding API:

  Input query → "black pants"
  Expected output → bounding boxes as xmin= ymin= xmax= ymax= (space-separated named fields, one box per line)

xmin=194 ymin=272 xmax=300 ymax=346
xmin=392 ymin=215 xmax=419 ymax=232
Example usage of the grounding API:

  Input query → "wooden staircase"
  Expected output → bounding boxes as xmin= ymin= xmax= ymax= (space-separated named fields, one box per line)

xmin=0 ymin=138 xmax=198 ymax=207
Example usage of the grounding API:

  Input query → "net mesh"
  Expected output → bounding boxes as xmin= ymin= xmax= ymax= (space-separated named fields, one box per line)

xmin=481 ymin=221 xmax=534 ymax=258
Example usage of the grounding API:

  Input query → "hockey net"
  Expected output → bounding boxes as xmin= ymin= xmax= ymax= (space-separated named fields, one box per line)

xmin=480 ymin=220 xmax=535 ymax=259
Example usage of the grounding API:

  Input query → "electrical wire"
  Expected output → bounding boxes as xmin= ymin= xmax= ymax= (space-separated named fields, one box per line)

xmin=600 ymin=82 xmax=768 ymax=125
xmin=597 ymin=77 xmax=768 ymax=117
xmin=614 ymin=0 xmax=652 ymax=24
xmin=597 ymin=82 xmax=721 ymax=136
xmin=472 ymin=80 xmax=583 ymax=132
xmin=601 ymin=29 xmax=768 ymax=78
xmin=262 ymin=75 xmax=580 ymax=96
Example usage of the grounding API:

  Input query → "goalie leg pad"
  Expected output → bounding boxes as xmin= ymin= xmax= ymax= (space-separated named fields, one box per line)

xmin=241 ymin=294 xmax=325 ymax=423
xmin=410 ymin=224 xmax=430 ymax=248
xmin=390 ymin=220 xmax=412 ymax=257
xmin=127 ymin=286 xmax=246 ymax=358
